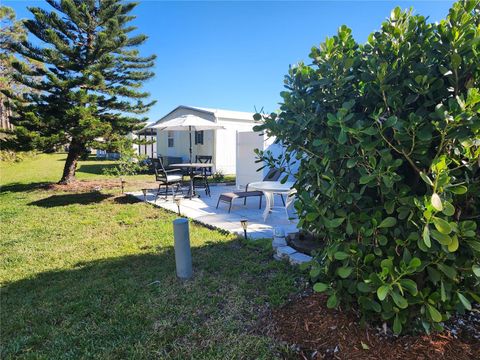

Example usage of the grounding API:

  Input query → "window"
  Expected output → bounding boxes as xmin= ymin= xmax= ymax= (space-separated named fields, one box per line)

xmin=168 ymin=131 xmax=174 ymax=147
xmin=195 ymin=130 xmax=204 ymax=145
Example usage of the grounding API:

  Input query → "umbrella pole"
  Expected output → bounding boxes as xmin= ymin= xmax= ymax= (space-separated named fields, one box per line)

xmin=189 ymin=126 xmax=192 ymax=163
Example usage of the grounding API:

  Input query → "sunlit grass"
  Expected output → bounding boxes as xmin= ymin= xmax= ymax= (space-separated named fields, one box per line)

xmin=0 ymin=153 xmax=300 ymax=359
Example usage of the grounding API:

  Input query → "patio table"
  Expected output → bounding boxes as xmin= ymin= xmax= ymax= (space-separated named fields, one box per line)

xmin=170 ymin=163 xmax=213 ymax=199
xmin=247 ymin=181 xmax=296 ymax=220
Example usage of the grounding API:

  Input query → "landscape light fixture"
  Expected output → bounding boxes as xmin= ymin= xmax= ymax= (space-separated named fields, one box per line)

xmin=240 ymin=219 xmax=248 ymax=239
xmin=174 ymin=198 xmax=181 ymax=215
xmin=120 ymin=178 xmax=126 ymax=194
xmin=142 ymin=189 xmax=148 ymax=201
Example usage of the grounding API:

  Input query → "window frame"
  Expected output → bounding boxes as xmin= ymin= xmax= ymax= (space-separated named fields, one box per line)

xmin=194 ymin=130 xmax=204 ymax=145
xmin=167 ymin=130 xmax=174 ymax=148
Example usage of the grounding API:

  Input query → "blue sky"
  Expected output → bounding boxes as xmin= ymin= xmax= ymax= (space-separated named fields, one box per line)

xmin=6 ymin=0 xmax=454 ymax=122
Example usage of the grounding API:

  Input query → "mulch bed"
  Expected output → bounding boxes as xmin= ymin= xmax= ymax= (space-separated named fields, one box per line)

xmin=271 ymin=293 xmax=479 ymax=360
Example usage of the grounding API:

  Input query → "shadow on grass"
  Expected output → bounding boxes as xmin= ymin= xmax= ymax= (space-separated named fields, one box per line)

xmin=0 ymin=239 xmax=297 ymax=358
xmin=113 ymin=195 xmax=142 ymax=204
xmin=77 ymin=163 xmax=117 ymax=175
xmin=0 ymin=182 xmax=51 ymax=194
xmin=28 ymin=192 xmax=113 ymax=207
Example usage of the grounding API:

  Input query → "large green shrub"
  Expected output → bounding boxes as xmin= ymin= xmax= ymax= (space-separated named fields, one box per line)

xmin=255 ymin=1 xmax=479 ymax=334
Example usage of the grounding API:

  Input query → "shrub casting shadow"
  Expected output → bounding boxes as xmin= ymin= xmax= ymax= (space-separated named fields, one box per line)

xmin=28 ymin=192 xmax=112 ymax=207
xmin=0 ymin=182 xmax=51 ymax=194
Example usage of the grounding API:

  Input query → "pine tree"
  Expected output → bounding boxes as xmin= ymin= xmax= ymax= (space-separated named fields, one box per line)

xmin=0 ymin=6 xmax=27 ymax=132
xmin=4 ymin=0 xmax=156 ymax=183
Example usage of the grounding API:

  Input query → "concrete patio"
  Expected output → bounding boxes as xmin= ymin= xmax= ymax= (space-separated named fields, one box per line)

xmin=129 ymin=185 xmax=299 ymax=239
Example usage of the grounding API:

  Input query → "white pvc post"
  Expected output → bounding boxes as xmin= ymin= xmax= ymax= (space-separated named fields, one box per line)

xmin=173 ymin=218 xmax=192 ymax=279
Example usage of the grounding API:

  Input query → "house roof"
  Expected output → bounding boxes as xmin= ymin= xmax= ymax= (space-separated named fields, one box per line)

xmin=150 ymin=105 xmax=255 ymax=127
xmin=192 ymin=106 xmax=255 ymax=121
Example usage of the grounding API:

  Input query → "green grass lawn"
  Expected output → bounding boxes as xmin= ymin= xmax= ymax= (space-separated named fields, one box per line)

xmin=0 ymin=154 xmax=301 ymax=359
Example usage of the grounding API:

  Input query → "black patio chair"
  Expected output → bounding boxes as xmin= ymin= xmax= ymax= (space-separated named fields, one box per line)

xmin=153 ymin=158 xmax=184 ymax=201
xmin=193 ymin=155 xmax=212 ymax=197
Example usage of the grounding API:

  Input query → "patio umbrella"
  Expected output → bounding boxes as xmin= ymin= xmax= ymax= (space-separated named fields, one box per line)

xmin=151 ymin=114 xmax=225 ymax=162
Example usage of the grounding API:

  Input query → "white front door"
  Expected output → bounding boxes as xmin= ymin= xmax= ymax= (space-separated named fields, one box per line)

xmin=236 ymin=131 xmax=265 ymax=189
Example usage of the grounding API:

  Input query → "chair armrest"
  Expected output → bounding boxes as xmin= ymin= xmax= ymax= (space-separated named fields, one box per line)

xmin=165 ymin=168 xmax=182 ymax=173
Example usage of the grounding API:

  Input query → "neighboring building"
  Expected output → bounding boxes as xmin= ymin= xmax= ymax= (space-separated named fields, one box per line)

xmin=149 ymin=105 xmax=256 ymax=175
xmin=131 ymin=128 xmax=157 ymax=159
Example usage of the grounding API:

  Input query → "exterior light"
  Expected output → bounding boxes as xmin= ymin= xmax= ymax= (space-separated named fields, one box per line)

xmin=120 ymin=177 xmax=126 ymax=194
xmin=142 ymin=188 xmax=148 ymax=201
xmin=240 ymin=219 xmax=248 ymax=239
xmin=174 ymin=198 xmax=181 ymax=215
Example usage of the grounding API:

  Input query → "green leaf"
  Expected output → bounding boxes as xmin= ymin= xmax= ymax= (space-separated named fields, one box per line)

xmin=337 ymin=266 xmax=353 ymax=278
xmin=420 ymin=172 xmax=434 ymax=186
xmin=447 ymin=235 xmax=459 ymax=252
xmin=357 ymin=282 xmax=371 ymax=293
xmin=449 ymin=185 xmax=467 ymax=194
xmin=324 ymin=217 xmax=345 ymax=228
xmin=390 ymin=7 xmax=401 ymax=21
xmin=431 ymin=230 xmax=452 ymax=246
xmin=326 ymin=294 xmax=338 ymax=308
xmin=377 ymin=285 xmax=389 ymax=301
xmin=408 ymin=257 xmax=421 ymax=269
xmin=383 ymin=116 xmax=397 ymax=128
xmin=306 ymin=212 xmax=319 ymax=221
xmin=441 ymin=281 xmax=446 ymax=302
xmin=442 ymin=202 xmax=455 ymax=216
xmin=437 ymin=263 xmax=457 ymax=280
xmin=399 ymin=279 xmax=418 ymax=296
xmin=470 ymin=291 xmax=480 ymax=303
xmin=338 ymin=129 xmax=347 ymax=144
xmin=472 ymin=265 xmax=480 ymax=277
xmin=310 ymin=267 xmax=320 ymax=278
xmin=334 ymin=251 xmax=349 ymax=260
xmin=422 ymin=226 xmax=431 ymax=248
xmin=384 ymin=200 xmax=395 ymax=214
xmin=391 ymin=290 xmax=408 ymax=309
xmin=378 ymin=217 xmax=397 ymax=228
xmin=432 ymin=217 xmax=452 ymax=234
xmin=393 ymin=314 xmax=402 ymax=334
xmin=361 ymin=127 xmax=377 ymax=135
xmin=361 ymin=341 xmax=370 ymax=350
xmin=346 ymin=158 xmax=357 ymax=168
xmin=327 ymin=113 xmax=337 ymax=124
xmin=313 ymin=282 xmax=329 ymax=293
xmin=451 ymin=53 xmax=461 ymax=69
xmin=467 ymin=240 xmax=480 ymax=253
xmin=431 ymin=193 xmax=443 ymax=211
xmin=359 ymin=174 xmax=376 ymax=185
xmin=427 ymin=304 xmax=442 ymax=322
xmin=457 ymin=293 xmax=472 ymax=311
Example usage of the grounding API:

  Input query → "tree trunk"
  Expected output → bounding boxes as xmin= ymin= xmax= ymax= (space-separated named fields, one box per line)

xmin=0 ymin=94 xmax=13 ymax=130
xmin=58 ymin=141 xmax=82 ymax=184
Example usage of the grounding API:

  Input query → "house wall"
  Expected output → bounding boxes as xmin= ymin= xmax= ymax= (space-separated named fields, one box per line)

xmin=156 ymin=108 xmax=215 ymax=163
xmin=215 ymin=117 xmax=256 ymax=175
xmin=154 ymin=108 xmax=256 ymax=174
xmin=236 ymin=131 xmax=266 ymax=189
xmin=235 ymin=131 xmax=300 ymax=188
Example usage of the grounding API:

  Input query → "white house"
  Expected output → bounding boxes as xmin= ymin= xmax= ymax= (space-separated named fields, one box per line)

xmin=236 ymin=131 xmax=299 ymax=188
xmin=150 ymin=105 xmax=256 ymax=175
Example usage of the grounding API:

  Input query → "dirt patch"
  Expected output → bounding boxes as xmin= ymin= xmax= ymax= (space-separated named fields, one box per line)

xmin=43 ymin=179 xmax=156 ymax=193
xmin=270 ymin=293 xmax=479 ymax=360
